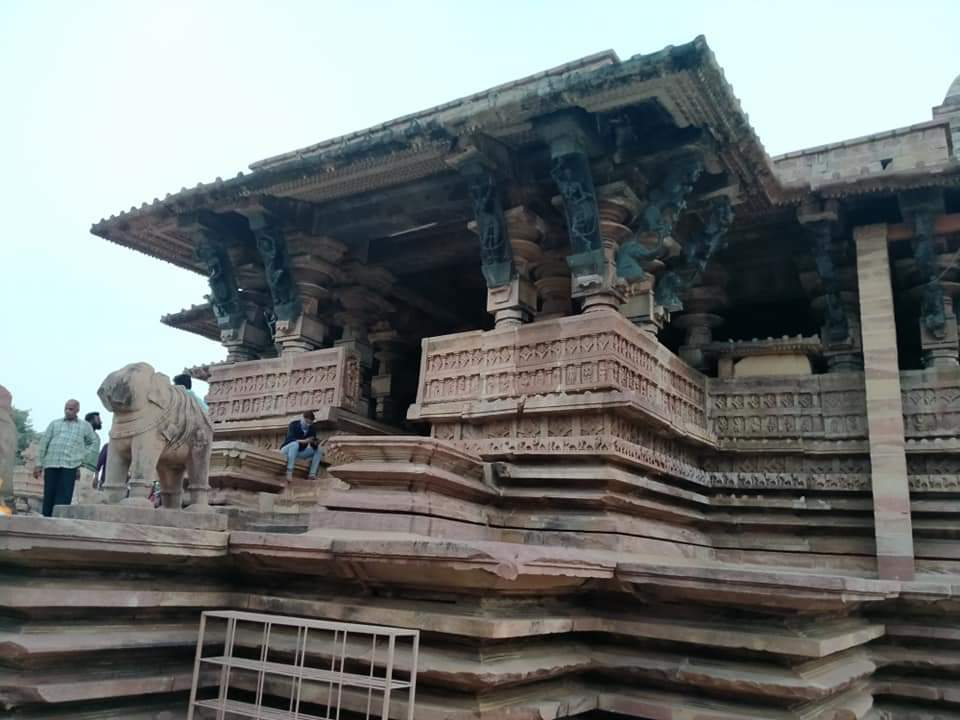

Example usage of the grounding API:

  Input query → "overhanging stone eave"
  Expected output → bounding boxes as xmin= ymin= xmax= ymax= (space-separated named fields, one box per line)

xmin=776 ymin=162 xmax=960 ymax=201
xmin=88 ymin=37 xmax=793 ymax=277
xmin=160 ymin=302 xmax=221 ymax=343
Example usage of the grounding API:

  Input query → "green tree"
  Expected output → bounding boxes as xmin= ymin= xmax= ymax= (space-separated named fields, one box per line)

xmin=12 ymin=407 xmax=38 ymax=463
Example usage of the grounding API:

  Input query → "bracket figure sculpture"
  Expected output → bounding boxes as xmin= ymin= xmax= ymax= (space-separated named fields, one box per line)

xmin=807 ymin=220 xmax=850 ymax=344
xmin=551 ymin=150 xmax=605 ymax=284
xmin=193 ymin=227 xmax=244 ymax=333
xmin=618 ymin=158 xmax=704 ymax=283
xmin=912 ymin=212 xmax=947 ymax=340
xmin=249 ymin=212 xmax=301 ymax=330
xmin=467 ymin=168 xmax=514 ymax=289
xmin=656 ymin=197 xmax=735 ymax=311
xmin=98 ymin=362 xmax=213 ymax=510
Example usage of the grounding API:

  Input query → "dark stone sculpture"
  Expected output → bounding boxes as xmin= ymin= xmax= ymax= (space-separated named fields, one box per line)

xmin=806 ymin=220 xmax=849 ymax=343
xmin=912 ymin=212 xmax=947 ymax=339
xmin=651 ymin=198 xmax=734 ymax=312
xmin=618 ymin=158 xmax=704 ymax=283
xmin=551 ymin=151 xmax=602 ymax=256
xmin=193 ymin=229 xmax=243 ymax=332
xmin=686 ymin=197 xmax=734 ymax=278
xmin=252 ymin=217 xmax=300 ymax=324
xmin=655 ymin=271 xmax=685 ymax=311
xmin=466 ymin=169 xmax=513 ymax=288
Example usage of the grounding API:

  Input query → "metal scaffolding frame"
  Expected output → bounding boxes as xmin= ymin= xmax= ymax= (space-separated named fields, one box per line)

xmin=187 ymin=610 xmax=419 ymax=720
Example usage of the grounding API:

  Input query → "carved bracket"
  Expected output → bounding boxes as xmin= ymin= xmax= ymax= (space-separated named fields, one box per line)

xmin=654 ymin=197 xmax=735 ymax=311
xmin=618 ymin=157 xmax=704 ymax=283
xmin=246 ymin=210 xmax=302 ymax=326
xmin=465 ymin=165 xmax=514 ymax=289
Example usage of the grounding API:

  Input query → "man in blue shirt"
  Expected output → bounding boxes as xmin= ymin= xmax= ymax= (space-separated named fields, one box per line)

xmin=280 ymin=410 xmax=323 ymax=481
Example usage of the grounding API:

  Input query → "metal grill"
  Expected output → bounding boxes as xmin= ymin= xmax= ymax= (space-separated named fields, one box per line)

xmin=187 ymin=610 xmax=419 ymax=720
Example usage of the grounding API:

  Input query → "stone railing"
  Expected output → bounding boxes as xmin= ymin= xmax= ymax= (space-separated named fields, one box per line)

xmin=408 ymin=312 xmax=712 ymax=445
xmin=206 ymin=346 xmax=365 ymax=426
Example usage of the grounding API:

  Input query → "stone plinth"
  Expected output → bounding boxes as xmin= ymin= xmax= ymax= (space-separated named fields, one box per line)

xmin=55 ymin=504 xmax=228 ymax=531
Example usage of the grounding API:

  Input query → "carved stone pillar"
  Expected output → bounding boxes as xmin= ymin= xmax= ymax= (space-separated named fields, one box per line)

xmin=539 ymin=114 xmax=621 ymax=314
xmin=674 ymin=282 xmax=728 ymax=372
xmin=480 ymin=207 xmax=545 ymax=327
xmin=534 ymin=250 xmax=573 ymax=320
xmin=621 ymin=277 xmax=668 ymax=336
xmin=334 ymin=285 xmax=394 ymax=418
xmin=240 ymin=208 xmax=322 ymax=355
xmin=798 ymin=202 xmax=862 ymax=373
xmin=182 ymin=211 xmax=270 ymax=362
xmin=369 ymin=322 xmax=405 ymax=423
xmin=918 ymin=288 xmax=960 ymax=368
xmin=618 ymin=158 xmax=708 ymax=335
xmin=899 ymin=190 xmax=959 ymax=368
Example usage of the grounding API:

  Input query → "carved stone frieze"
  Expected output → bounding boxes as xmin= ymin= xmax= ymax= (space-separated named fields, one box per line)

xmin=900 ymin=368 xmax=960 ymax=438
xmin=707 ymin=375 xmax=867 ymax=445
xmin=409 ymin=312 xmax=711 ymax=444
xmin=432 ymin=412 xmax=707 ymax=485
xmin=206 ymin=346 xmax=365 ymax=425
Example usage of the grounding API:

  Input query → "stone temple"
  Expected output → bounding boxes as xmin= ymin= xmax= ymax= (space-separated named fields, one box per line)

xmin=3 ymin=36 xmax=960 ymax=719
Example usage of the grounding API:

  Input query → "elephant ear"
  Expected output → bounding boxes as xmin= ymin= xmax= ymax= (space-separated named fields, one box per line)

xmin=147 ymin=373 xmax=170 ymax=409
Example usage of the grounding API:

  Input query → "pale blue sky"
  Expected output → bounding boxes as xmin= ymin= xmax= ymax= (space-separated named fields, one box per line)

xmin=1 ymin=0 xmax=957 ymax=436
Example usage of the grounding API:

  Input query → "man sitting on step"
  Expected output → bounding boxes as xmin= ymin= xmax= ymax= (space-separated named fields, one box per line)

xmin=280 ymin=410 xmax=324 ymax=481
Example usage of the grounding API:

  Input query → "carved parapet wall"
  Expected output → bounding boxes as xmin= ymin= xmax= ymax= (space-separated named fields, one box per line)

xmin=707 ymin=374 xmax=868 ymax=452
xmin=409 ymin=312 xmax=713 ymax=447
xmin=901 ymin=367 xmax=960 ymax=442
xmin=206 ymin=347 xmax=366 ymax=443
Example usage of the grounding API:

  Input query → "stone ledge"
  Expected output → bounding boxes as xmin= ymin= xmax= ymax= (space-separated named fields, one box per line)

xmin=55 ymin=504 xmax=228 ymax=531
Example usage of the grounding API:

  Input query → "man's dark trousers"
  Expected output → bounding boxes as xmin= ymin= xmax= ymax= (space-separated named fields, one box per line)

xmin=42 ymin=467 xmax=77 ymax=517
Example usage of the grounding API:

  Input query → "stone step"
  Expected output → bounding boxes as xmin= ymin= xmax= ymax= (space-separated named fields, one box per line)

xmin=0 ymin=663 xmax=212 ymax=707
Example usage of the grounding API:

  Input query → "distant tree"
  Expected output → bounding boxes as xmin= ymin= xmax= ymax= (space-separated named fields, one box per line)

xmin=12 ymin=407 xmax=38 ymax=463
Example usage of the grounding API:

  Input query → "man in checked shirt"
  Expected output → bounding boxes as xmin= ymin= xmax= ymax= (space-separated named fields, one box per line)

xmin=32 ymin=399 xmax=100 ymax=517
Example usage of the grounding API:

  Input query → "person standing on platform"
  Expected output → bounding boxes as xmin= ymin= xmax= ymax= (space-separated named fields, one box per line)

xmin=33 ymin=399 xmax=99 ymax=517
xmin=280 ymin=410 xmax=324 ymax=481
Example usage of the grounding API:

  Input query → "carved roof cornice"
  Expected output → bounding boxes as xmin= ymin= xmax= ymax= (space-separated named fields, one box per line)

xmin=160 ymin=302 xmax=220 ymax=342
xmin=90 ymin=36 xmax=960 ymax=272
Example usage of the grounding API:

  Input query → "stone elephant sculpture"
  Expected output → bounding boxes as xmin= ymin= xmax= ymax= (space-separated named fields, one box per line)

xmin=97 ymin=362 xmax=213 ymax=510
